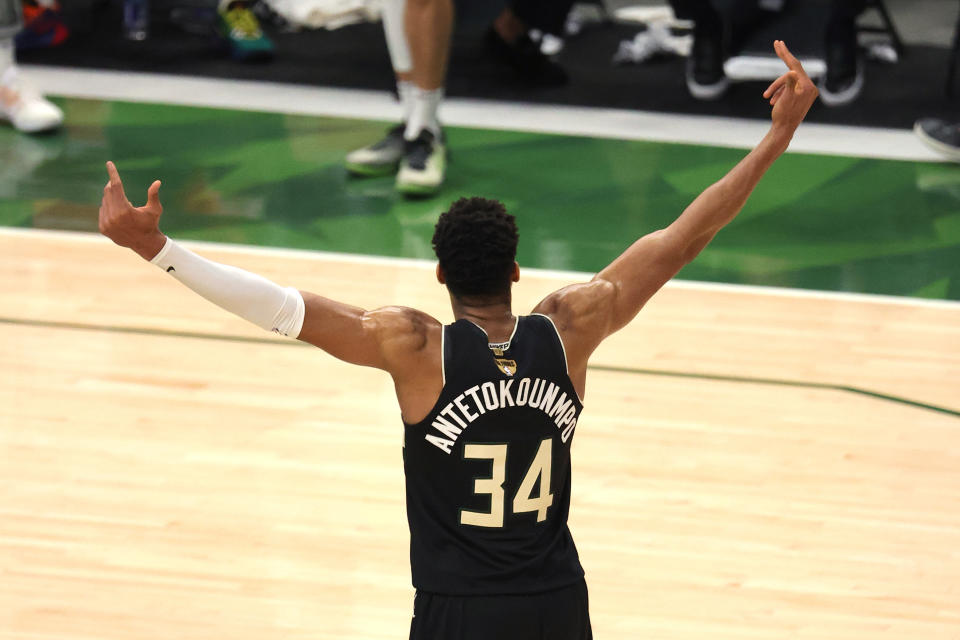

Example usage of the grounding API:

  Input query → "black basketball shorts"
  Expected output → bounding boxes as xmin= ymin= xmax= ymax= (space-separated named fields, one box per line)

xmin=408 ymin=579 xmax=592 ymax=640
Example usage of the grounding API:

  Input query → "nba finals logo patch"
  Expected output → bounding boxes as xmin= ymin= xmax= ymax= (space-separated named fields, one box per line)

xmin=495 ymin=358 xmax=517 ymax=376
xmin=489 ymin=341 xmax=509 ymax=356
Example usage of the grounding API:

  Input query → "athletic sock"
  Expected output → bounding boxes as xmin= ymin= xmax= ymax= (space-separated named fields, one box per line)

xmin=398 ymin=79 xmax=415 ymax=124
xmin=0 ymin=40 xmax=14 ymax=78
xmin=405 ymin=86 xmax=443 ymax=140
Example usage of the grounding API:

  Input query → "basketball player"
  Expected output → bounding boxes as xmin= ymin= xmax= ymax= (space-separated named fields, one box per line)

xmin=99 ymin=41 xmax=816 ymax=640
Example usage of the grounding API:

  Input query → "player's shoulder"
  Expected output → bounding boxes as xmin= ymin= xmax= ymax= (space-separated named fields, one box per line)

xmin=363 ymin=306 xmax=442 ymax=353
xmin=531 ymin=279 xmax=617 ymax=333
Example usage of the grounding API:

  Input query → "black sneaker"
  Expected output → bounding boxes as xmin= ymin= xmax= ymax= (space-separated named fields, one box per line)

xmin=397 ymin=129 xmax=447 ymax=195
xmin=914 ymin=118 xmax=960 ymax=161
xmin=819 ymin=36 xmax=863 ymax=107
xmin=483 ymin=27 xmax=568 ymax=87
xmin=685 ymin=27 xmax=729 ymax=100
xmin=345 ymin=124 xmax=406 ymax=176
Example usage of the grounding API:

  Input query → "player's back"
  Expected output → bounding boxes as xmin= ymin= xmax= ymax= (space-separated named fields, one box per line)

xmin=402 ymin=314 xmax=585 ymax=595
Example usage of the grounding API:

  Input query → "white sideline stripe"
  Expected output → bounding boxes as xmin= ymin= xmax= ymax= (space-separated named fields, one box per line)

xmin=4 ymin=227 xmax=958 ymax=310
xmin=24 ymin=65 xmax=945 ymax=163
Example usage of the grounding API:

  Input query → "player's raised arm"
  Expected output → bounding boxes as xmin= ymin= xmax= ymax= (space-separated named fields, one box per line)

xmin=98 ymin=161 xmax=436 ymax=372
xmin=536 ymin=41 xmax=817 ymax=374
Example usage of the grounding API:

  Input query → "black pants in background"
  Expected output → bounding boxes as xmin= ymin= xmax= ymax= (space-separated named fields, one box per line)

xmin=667 ymin=0 xmax=868 ymax=53
xmin=510 ymin=0 xmax=577 ymax=37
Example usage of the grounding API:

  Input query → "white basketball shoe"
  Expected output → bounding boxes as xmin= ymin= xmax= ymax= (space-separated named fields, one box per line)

xmin=397 ymin=129 xmax=446 ymax=196
xmin=0 ymin=67 xmax=64 ymax=133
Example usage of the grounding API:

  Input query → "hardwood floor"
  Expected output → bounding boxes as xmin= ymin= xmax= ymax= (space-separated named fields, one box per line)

xmin=2 ymin=230 xmax=958 ymax=639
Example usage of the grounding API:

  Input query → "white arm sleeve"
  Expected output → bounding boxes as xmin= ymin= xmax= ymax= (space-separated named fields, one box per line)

xmin=150 ymin=238 xmax=305 ymax=338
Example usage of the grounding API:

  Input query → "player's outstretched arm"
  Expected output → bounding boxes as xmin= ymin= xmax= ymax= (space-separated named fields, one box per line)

xmin=98 ymin=161 xmax=437 ymax=372
xmin=535 ymin=41 xmax=818 ymax=377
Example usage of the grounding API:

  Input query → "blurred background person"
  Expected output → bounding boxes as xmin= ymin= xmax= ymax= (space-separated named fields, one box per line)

xmin=345 ymin=0 xmax=451 ymax=196
xmin=670 ymin=0 xmax=867 ymax=106
xmin=344 ymin=0 xmax=581 ymax=195
xmin=0 ymin=0 xmax=63 ymax=132
xmin=122 ymin=0 xmax=275 ymax=61
xmin=16 ymin=0 xmax=68 ymax=49
xmin=484 ymin=0 xmax=576 ymax=87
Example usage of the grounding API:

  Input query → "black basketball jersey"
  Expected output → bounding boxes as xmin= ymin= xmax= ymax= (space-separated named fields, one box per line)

xmin=402 ymin=314 xmax=585 ymax=595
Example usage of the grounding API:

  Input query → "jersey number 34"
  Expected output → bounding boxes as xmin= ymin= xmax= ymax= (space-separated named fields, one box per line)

xmin=460 ymin=438 xmax=553 ymax=528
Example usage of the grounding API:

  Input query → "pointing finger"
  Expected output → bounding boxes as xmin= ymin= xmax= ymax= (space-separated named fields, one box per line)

xmin=774 ymin=40 xmax=804 ymax=74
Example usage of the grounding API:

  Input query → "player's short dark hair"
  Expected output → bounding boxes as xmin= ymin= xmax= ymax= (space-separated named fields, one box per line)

xmin=432 ymin=197 xmax=519 ymax=298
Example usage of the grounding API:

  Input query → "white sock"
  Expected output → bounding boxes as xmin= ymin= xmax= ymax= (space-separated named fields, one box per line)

xmin=0 ymin=40 xmax=14 ymax=77
xmin=398 ymin=80 xmax=415 ymax=124
xmin=405 ymin=87 xmax=443 ymax=140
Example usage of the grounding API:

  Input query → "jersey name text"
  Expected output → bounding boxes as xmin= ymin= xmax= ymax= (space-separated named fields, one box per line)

xmin=425 ymin=377 xmax=579 ymax=454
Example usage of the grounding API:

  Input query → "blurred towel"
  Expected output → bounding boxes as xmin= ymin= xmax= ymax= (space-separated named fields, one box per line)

xmin=613 ymin=21 xmax=691 ymax=65
xmin=265 ymin=0 xmax=381 ymax=30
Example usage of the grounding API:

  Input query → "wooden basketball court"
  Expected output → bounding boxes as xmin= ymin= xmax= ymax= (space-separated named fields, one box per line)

xmin=2 ymin=230 xmax=958 ymax=639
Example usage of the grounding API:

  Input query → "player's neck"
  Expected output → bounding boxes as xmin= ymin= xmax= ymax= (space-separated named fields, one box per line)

xmin=450 ymin=294 xmax=516 ymax=343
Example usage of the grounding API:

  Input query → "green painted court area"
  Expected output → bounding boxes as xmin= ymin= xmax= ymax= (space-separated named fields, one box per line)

xmin=3 ymin=97 xmax=959 ymax=300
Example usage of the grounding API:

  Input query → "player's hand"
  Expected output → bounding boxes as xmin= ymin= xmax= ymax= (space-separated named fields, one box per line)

xmin=762 ymin=40 xmax=818 ymax=135
xmin=98 ymin=161 xmax=167 ymax=260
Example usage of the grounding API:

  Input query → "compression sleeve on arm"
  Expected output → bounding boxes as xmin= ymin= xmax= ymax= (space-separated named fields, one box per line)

xmin=150 ymin=238 xmax=305 ymax=338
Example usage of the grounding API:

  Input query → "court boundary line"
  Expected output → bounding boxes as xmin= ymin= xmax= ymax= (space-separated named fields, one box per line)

xmin=2 ymin=315 xmax=957 ymax=418
xmin=3 ymin=227 xmax=958 ymax=310
xmin=22 ymin=64 xmax=945 ymax=162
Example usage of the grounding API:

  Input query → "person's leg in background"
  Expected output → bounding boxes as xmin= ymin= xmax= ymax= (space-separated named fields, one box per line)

xmin=669 ymin=0 xmax=728 ymax=99
xmin=484 ymin=0 xmax=575 ymax=87
xmin=345 ymin=0 xmax=412 ymax=178
xmin=396 ymin=0 xmax=451 ymax=195
xmin=0 ymin=0 xmax=63 ymax=133
xmin=346 ymin=0 xmax=452 ymax=195
xmin=819 ymin=0 xmax=866 ymax=106
xmin=671 ymin=0 xmax=774 ymax=100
